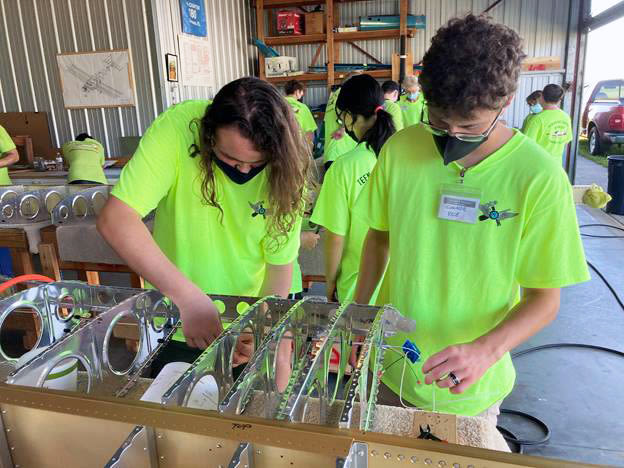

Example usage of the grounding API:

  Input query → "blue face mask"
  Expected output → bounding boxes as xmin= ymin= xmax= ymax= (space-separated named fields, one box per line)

xmin=530 ymin=103 xmax=543 ymax=114
xmin=409 ymin=92 xmax=419 ymax=100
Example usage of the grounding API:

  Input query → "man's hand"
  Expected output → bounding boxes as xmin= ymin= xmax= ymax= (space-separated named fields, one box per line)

xmin=422 ymin=341 xmax=497 ymax=394
xmin=175 ymin=291 xmax=223 ymax=349
xmin=233 ymin=332 xmax=255 ymax=366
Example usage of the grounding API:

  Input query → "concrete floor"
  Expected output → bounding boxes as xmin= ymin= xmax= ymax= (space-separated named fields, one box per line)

xmin=501 ymin=205 xmax=624 ymax=466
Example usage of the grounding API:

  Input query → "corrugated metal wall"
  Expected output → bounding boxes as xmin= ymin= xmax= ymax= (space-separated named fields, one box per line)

xmin=0 ymin=0 xmax=257 ymax=157
xmin=0 ymin=0 xmax=161 ymax=157
xmin=270 ymin=0 xmax=575 ymax=129
xmin=0 ymin=0 xmax=574 ymax=154
xmin=152 ymin=0 xmax=257 ymax=108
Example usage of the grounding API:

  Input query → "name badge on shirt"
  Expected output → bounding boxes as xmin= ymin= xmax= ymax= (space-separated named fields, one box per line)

xmin=438 ymin=184 xmax=481 ymax=224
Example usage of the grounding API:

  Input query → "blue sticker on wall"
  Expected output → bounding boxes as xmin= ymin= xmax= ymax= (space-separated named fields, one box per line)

xmin=180 ymin=0 xmax=207 ymax=37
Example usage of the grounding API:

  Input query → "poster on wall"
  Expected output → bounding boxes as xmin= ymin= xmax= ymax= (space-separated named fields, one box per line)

xmin=178 ymin=34 xmax=214 ymax=89
xmin=56 ymin=50 xmax=136 ymax=108
xmin=179 ymin=0 xmax=207 ymax=37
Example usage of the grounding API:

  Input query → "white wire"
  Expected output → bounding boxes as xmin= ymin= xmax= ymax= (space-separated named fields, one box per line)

xmin=381 ymin=345 xmax=501 ymax=413
xmin=398 ymin=356 xmax=410 ymax=408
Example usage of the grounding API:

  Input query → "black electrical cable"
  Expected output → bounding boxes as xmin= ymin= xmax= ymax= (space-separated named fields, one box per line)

xmin=582 ymin=234 xmax=624 ymax=238
xmin=496 ymin=426 xmax=524 ymax=454
xmin=580 ymin=223 xmax=624 ymax=232
xmin=511 ymin=342 xmax=624 ymax=360
xmin=497 ymin=342 xmax=624 ymax=451
xmin=580 ymin=223 xmax=624 ymax=238
xmin=586 ymin=261 xmax=624 ymax=311
xmin=499 ymin=409 xmax=550 ymax=446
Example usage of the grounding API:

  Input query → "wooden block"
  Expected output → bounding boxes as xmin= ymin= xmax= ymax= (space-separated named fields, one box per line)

xmin=39 ymin=243 xmax=61 ymax=281
xmin=112 ymin=321 xmax=140 ymax=341
xmin=392 ymin=52 xmax=414 ymax=83
xmin=9 ymin=249 xmax=34 ymax=277
xmin=130 ymin=274 xmax=144 ymax=289
xmin=304 ymin=11 xmax=325 ymax=34
xmin=76 ymin=270 xmax=100 ymax=286
xmin=392 ymin=53 xmax=400 ymax=82
xmin=411 ymin=411 xmax=457 ymax=444
xmin=0 ymin=229 xmax=29 ymax=249
xmin=12 ymin=135 xmax=34 ymax=165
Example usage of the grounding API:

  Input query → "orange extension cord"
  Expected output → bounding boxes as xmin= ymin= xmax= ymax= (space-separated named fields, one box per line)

xmin=0 ymin=274 xmax=54 ymax=294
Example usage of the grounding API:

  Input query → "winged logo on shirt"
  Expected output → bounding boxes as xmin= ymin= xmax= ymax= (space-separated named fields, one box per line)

xmin=479 ymin=201 xmax=518 ymax=227
xmin=249 ymin=201 xmax=269 ymax=219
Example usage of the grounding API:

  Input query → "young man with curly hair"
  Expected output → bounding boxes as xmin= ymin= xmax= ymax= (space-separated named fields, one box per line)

xmin=354 ymin=15 xmax=589 ymax=423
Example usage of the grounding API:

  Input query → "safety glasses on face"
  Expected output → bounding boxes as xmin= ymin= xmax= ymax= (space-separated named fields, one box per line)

xmin=336 ymin=109 xmax=350 ymax=127
xmin=420 ymin=107 xmax=505 ymax=142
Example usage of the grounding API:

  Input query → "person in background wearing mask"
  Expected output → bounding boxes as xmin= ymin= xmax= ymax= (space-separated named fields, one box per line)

xmin=311 ymin=74 xmax=395 ymax=304
xmin=353 ymin=15 xmax=588 ymax=423
xmin=284 ymin=80 xmax=317 ymax=147
xmin=382 ymin=80 xmax=404 ymax=132
xmin=0 ymin=125 xmax=19 ymax=185
xmin=323 ymin=72 xmax=361 ymax=170
xmin=399 ymin=75 xmax=426 ymax=127
xmin=520 ymin=90 xmax=543 ymax=133
xmin=98 ymin=78 xmax=311 ymax=388
xmin=61 ymin=133 xmax=108 ymax=185
xmin=522 ymin=84 xmax=572 ymax=161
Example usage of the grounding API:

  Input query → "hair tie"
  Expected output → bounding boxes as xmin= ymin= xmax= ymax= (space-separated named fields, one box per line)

xmin=374 ymin=105 xmax=384 ymax=114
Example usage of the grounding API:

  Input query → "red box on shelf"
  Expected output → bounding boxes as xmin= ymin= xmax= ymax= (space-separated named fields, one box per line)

xmin=277 ymin=10 xmax=303 ymax=36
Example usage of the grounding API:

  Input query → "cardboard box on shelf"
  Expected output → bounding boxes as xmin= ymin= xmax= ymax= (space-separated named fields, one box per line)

xmin=305 ymin=11 xmax=325 ymax=34
xmin=277 ymin=10 xmax=303 ymax=36
xmin=522 ymin=56 xmax=561 ymax=72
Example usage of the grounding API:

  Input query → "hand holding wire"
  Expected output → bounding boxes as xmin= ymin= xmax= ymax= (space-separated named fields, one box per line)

xmin=422 ymin=341 xmax=497 ymax=394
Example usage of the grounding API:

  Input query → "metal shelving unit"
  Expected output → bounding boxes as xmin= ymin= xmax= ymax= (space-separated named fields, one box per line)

xmin=254 ymin=0 xmax=413 ymax=88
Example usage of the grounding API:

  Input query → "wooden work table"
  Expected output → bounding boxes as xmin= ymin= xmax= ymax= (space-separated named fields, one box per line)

xmin=8 ymin=157 xmax=129 ymax=183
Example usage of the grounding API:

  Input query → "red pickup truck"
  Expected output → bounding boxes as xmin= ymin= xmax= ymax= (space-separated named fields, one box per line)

xmin=582 ymin=79 xmax=624 ymax=155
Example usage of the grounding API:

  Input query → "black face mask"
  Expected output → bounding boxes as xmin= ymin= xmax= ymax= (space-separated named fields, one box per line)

xmin=213 ymin=156 xmax=267 ymax=185
xmin=345 ymin=127 xmax=359 ymax=143
xmin=433 ymin=134 xmax=488 ymax=166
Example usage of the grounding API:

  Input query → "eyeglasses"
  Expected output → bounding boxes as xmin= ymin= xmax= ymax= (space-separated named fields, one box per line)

xmin=420 ymin=107 xmax=504 ymax=142
xmin=336 ymin=109 xmax=348 ymax=127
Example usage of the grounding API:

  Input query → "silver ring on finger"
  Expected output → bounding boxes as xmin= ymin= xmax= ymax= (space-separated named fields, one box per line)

xmin=449 ymin=372 xmax=461 ymax=386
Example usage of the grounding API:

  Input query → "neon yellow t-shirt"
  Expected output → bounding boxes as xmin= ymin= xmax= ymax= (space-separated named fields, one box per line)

xmin=324 ymin=89 xmax=357 ymax=164
xmin=311 ymin=143 xmax=380 ymax=303
xmin=384 ymin=99 xmax=404 ymax=132
xmin=399 ymin=94 xmax=425 ymax=128
xmin=112 ymin=100 xmax=302 ymax=339
xmin=522 ymin=108 xmax=572 ymax=160
xmin=520 ymin=112 xmax=536 ymax=132
xmin=355 ymin=125 xmax=589 ymax=416
xmin=62 ymin=138 xmax=108 ymax=185
xmin=286 ymin=96 xmax=317 ymax=134
xmin=0 ymin=125 xmax=16 ymax=185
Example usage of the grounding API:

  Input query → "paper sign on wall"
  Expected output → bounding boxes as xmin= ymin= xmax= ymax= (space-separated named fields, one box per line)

xmin=180 ymin=0 xmax=207 ymax=37
xmin=56 ymin=50 xmax=136 ymax=109
xmin=178 ymin=34 xmax=214 ymax=89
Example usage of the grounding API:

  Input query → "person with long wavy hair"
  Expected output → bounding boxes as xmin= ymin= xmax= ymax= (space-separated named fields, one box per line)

xmin=98 ymin=77 xmax=312 ymax=381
